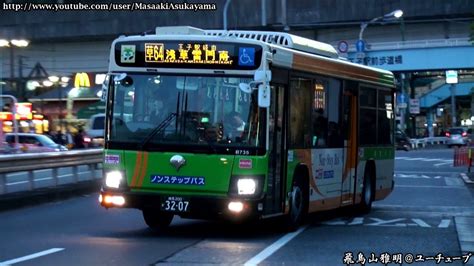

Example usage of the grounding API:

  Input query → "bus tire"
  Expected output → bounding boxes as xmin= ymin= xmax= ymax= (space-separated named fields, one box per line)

xmin=285 ymin=174 xmax=309 ymax=232
xmin=142 ymin=209 xmax=174 ymax=230
xmin=358 ymin=165 xmax=374 ymax=214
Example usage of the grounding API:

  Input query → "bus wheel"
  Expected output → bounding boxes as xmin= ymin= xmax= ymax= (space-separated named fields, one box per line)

xmin=142 ymin=209 xmax=174 ymax=230
xmin=285 ymin=177 xmax=308 ymax=231
xmin=359 ymin=168 xmax=374 ymax=214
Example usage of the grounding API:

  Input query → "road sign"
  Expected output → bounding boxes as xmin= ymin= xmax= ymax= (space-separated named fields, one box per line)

xmin=356 ymin=40 xmax=365 ymax=52
xmin=409 ymin=98 xmax=420 ymax=114
xmin=446 ymin=70 xmax=458 ymax=84
xmin=337 ymin=41 xmax=349 ymax=53
xmin=397 ymin=93 xmax=407 ymax=108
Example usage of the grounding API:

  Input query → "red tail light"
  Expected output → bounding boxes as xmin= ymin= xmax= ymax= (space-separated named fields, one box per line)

xmin=462 ymin=132 xmax=467 ymax=137
xmin=84 ymin=137 xmax=91 ymax=143
xmin=446 ymin=132 xmax=450 ymax=137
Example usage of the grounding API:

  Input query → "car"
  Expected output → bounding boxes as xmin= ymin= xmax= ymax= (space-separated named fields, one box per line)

xmin=395 ymin=129 xmax=411 ymax=151
xmin=85 ymin=113 xmax=105 ymax=147
xmin=4 ymin=133 xmax=68 ymax=153
xmin=446 ymin=127 xmax=471 ymax=148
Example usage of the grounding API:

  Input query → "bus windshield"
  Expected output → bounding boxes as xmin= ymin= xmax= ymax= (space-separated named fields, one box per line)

xmin=108 ymin=74 xmax=265 ymax=153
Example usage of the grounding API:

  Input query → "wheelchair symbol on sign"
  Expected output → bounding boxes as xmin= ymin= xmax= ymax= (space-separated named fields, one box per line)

xmin=239 ymin=49 xmax=253 ymax=65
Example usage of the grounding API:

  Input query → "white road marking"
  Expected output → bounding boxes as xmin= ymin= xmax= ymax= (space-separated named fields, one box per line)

xmin=438 ymin=219 xmax=451 ymax=228
xmin=0 ymin=248 xmax=64 ymax=265
xmin=366 ymin=218 xmax=405 ymax=226
xmin=395 ymin=174 xmax=449 ymax=179
xmin=321 ymin=217 xmax=452 ymax=228
xmin=244 ymin=226 xmax=307 ymax=266
xmin=434 ymin=162 xmax=452 ymax=167
xmin=348 ymin=217 xmax=364 ymax=225
xmin=395 ymin=185 xmax=465 ymax=189
xmin=412 ymin=218 xmax=431 ymax=228
xmin=396 ymin=157 xmax=453 ymax=163
xmin=395 ymin=171 xmax=461 ymax=174
xmin=422 ymin=158 xmax=447 ymax=162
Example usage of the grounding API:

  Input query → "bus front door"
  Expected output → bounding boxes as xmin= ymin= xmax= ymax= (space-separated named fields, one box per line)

xmin=341 ymin=85 xmax=358 ymax=206
xmin=265 ymin=84 xmax=286 ymax=214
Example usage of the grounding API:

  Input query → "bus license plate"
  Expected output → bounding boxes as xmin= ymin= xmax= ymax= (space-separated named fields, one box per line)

xmin=161 ymin=196 xmax=190 ymax=213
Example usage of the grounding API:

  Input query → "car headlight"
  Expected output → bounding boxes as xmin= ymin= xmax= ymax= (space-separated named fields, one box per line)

xmin=237 ymin=178 xmax=257 ymax=195
xmin=105 ymin=171 xmax=123 ymax=188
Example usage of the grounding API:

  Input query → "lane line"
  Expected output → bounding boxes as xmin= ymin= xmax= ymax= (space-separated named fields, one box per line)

xmin=434 ymin=162 xmax=452 ymax=167
xmin=244 ymin=225 xmax=307 ymax=266
xmin=395 ymin=185 xmax=465 ymax=189
xmin=0 ymin=248 xmax=64 ymax=265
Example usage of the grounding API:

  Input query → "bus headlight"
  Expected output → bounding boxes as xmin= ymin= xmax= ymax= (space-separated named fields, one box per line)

xmin=105 ymin=171 xmax=123 ymax=188
xmin=237 ymin=178 xmax=257 ymax=195
xmin=229 ymin=175 xmax=263 ymax=198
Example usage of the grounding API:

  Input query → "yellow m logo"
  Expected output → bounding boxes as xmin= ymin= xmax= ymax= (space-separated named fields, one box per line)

xmin=74 ymin=72 xmax=91 ymax=88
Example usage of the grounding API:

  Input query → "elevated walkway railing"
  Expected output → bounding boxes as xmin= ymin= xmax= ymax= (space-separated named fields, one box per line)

xmin=0 ymin=149 xmax=103 ymax=195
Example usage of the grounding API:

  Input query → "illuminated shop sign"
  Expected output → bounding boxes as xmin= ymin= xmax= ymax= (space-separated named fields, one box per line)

xmin=115 ymin=41 xmax=262 ymax=70
xmin=74 ymin=72 xmax=91 ymax=88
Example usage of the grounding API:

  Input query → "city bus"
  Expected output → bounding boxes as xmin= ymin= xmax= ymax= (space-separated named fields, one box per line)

xmin=99 ymin=26 xmax=395 ymax=231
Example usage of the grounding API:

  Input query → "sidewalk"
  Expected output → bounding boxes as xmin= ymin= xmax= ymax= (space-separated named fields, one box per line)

xmin=457 ymin=172 xmax=474 ymax=264
xmin=460 ymin=172 xmax=474 ymax=184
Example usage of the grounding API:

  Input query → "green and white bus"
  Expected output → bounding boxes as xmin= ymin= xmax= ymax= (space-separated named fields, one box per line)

xmin=99 ymin=26 xmax=395 ymax=230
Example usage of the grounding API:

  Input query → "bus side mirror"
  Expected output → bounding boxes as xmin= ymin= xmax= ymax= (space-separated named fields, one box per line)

xmin=254 ymin=70 xmax=271 ymax=108
xmin=100 ymin=75 xmax=110 ymax=102
xmin=258 ymin=84 xmax=270 ymax=108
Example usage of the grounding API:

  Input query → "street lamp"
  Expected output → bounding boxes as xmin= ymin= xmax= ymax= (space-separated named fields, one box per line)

xmin=358 ymin=10 xmax=403 ymax=41
xmin=357 ymin=9 xmax=403 ymax=63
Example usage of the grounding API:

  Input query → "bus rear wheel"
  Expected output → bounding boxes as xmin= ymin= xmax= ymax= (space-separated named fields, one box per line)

xmin=285 ymin=176 xmax=308 ymax=231
xmin=142 ymin=209 xmax=174 ymax=230
xmin=358 ymin=168 xmax=374 ymax=214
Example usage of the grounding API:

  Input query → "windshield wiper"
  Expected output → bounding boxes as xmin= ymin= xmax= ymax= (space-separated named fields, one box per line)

xmin=139 ymin=112 xmax=176 ymax=150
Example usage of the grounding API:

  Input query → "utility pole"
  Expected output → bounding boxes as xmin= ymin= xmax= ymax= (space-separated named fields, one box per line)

xmin=451 ymin=84 xmax=457 ymax=126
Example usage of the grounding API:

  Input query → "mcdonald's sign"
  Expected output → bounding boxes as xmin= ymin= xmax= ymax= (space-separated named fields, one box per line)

xmin=74 ymin=72 xmax=91 ymax=88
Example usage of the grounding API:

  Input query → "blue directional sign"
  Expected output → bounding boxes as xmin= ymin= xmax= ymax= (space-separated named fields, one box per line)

xmin=397 ymin=93 xmax=407 ymax=108
xmin=356 ymin=40 xmax=365 ymax=52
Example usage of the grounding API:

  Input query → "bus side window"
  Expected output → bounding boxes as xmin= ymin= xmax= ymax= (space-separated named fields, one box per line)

xmin=312 ymin=81 xmax=327 ymax=147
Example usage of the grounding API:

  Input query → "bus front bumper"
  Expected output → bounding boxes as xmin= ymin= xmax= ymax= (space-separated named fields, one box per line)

xmin=99 ymin=190 xmax=265 ymax=220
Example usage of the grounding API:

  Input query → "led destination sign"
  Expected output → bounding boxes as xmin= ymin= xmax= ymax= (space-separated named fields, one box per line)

xmin=115 ymin=41 xmax=262 ymax=70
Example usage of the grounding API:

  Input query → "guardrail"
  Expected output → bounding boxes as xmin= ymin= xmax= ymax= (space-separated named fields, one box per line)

xmin=0 ymin=149 xmax=103 ymax=195
xmin=410 ymin=137 xmax=448 ymax=149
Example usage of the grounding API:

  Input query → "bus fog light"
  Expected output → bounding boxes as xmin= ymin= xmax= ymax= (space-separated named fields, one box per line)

xmin=104 ymin=195 xmax=113 ymax=204
xmin=105 ymin=171 xmax=123 ymax=188
xmin=237 ymin=178 xmax=256 ymax=195
xmin=103 ymin=195 xmax=125 ymax=206
xmin=228 ymin=201 xmax=244 ymax=213
xmin=111 ymin=196 xmax=125 ymax=206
